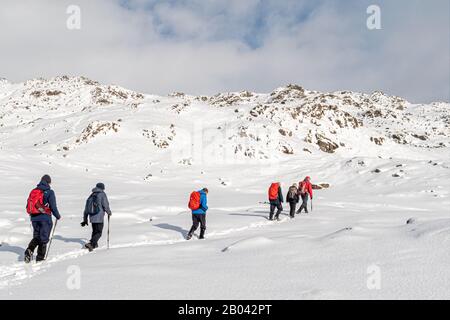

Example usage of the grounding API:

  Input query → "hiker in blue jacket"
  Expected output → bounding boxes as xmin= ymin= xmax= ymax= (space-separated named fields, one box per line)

xmin=24 ymin=175 xmax=61 ymax=263
xmin=81 ymin=183 xmax=112 ymax=251
xmin=187 ymin=188 xmax=208 ymax=240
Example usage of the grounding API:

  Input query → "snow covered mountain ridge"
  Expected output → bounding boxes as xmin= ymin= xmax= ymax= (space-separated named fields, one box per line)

xmin=0 ymin=75 xmax=448 ymax=165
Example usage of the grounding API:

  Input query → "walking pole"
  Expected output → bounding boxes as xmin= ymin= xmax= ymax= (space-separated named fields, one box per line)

xmin=44 ymin=219 xmax=58 ymax=261
xmin=107 ymin=214 xmax=110 ymax=250
xmin=311 ymin=198 xmax=313 ymax=212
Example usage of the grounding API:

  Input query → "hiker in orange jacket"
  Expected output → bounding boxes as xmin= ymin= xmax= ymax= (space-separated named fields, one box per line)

xmin=297 ymin=176 xmax=313 ymax=214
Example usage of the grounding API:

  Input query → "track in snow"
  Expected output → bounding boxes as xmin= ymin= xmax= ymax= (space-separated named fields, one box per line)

xmin=0 ymin=213 xmax=292 ymax=289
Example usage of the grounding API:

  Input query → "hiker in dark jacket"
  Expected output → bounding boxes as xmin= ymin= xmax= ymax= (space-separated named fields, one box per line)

xmin=187 ymin=188 xmax=208 ymax=240
xmin=24 ymin=175 xmax=61 ymax=263
xmin=81 ymin=183 xmax=111 ymax=251
xmin=286 ymin=184 xmax=299 ymax=218
xmin=269 ymin=182 xmax=284 ymax=221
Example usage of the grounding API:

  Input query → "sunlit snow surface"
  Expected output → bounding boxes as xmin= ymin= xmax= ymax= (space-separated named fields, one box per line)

xmin=0 ymin=77 xmax=449 ymax=299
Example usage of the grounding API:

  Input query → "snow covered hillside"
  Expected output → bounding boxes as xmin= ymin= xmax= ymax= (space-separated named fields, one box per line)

xmin=0 ymin=76 xmax=449 ymax=299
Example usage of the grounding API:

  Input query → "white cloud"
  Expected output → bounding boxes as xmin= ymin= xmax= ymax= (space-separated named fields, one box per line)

xmin=0 ymin=0 xmax=448 ymax=103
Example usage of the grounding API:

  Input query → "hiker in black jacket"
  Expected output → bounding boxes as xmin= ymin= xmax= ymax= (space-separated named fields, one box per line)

xmin=268 ymin=182 xmax=284 ymax=221
xmin=286 ymin=184 xmax=299 ymax=218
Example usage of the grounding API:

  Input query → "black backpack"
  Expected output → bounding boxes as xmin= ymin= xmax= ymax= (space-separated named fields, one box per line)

xmin=85 ymin=193 xmax=100 ymax=215
xmin=288 ymin=186 xmax=297 ymax=200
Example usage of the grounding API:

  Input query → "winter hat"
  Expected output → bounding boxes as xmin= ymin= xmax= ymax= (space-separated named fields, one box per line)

xmin=96 ymin=182 xmax=105 ymax=190
xmin=41 ymin=174 xmax=52 ymax=184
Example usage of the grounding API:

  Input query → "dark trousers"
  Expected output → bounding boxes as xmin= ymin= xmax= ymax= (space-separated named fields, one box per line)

xmin=297 ymin=194 xmax=309 ymax=213
xmin=189 ymin=214 xmax=206 ymax=235
xmin=90 ymin=223 xmax=104 ymax=248
xmin=27 ymin=220 xmax=52 ymax=261
xmin=269 ymin=201 xmax=282 ymax=220
xmin=289 ymin=202 xmax=297 ymax=217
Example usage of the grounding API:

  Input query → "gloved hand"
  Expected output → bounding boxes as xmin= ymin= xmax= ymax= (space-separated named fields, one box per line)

xmin=81 ymin=221 xmax=88 ymax=227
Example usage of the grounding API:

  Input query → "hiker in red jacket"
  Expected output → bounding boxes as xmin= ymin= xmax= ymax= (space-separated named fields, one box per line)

xmin=296 ymin=176 xmax=313 ymax=214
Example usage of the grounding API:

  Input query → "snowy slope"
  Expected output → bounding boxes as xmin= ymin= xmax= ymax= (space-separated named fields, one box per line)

xmin=0 ymin=76 xmax=449 ymax=299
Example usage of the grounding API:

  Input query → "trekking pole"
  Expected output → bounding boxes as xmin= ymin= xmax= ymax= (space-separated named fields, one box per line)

xmin=44 ymin=219 xmax=58 ymax=261
xmin=311 ymin=198 xmax=313 ymax=212
xmin=107 ymin=214 xmax=110 ymax=250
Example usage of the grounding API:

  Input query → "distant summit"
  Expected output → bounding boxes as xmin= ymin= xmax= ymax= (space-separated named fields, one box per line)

xmin=0 ymin=76 xmax=448 ymax=162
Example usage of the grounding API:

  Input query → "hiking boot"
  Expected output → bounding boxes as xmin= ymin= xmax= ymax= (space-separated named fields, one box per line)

xmin=24 ymin=249 xmax=33 ymax=264
xmin=186 ymin=233 xmax=193 ymax=240
xmin=199 ymin=229 xmax=205 ymax=240
xmin=84 ymin=243 xmax=94 ymax=252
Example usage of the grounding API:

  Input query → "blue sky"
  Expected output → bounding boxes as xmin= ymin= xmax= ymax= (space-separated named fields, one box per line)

xmin=118 ymin=0 xmax=326 ymax=47
xmin=0 ymin=0 xmax=448 ymax=103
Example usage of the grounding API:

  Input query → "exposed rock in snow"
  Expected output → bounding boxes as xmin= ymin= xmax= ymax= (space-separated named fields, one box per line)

xmin=0 ymin=76 xmax=448 ymax=163
xmin=312 ymin=183 xmax=330 ymax=190
xmin=75 ymin=121 xmax=120 ymax=145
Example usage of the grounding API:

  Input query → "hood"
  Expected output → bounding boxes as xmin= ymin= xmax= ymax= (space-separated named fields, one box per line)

xmin=37 ymin=180 xmax=51 ymax=191
xmin=92 ymin=187 xmax=104 ymax=193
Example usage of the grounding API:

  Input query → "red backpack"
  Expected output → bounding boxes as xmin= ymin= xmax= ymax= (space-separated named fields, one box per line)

xmin=188 ymin=191 xmax=201 ymax=210
xmin=299 ymin=181 xmax=308 ymax=195
xmin=26 ymin=188 xmax=51 ymax=215
xmin=268 ymin=183 xmax=279 ymax=200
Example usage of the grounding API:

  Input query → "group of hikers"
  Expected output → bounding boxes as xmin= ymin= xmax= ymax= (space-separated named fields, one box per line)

xmin=24 ymin=175 xmax=112 ymax=263
xmin=268 ymin=176 xmax=313 ymax=221
xmin=23 ymin=174 xmax=312 ymax=263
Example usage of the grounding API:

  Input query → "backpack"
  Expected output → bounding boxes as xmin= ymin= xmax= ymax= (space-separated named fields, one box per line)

xmin=300 ymin=181 xmax=308 ymax=195
xmin=288 ymin=186 xmax=297 ymax=200
xmin=188 ymin=191 xmax=201 ymax=210
xmin=268 ymin=183 xmax=279 ymax=200
xmin=26 ymin=188 xmax=51 ymax=215
xmin=85 ymin=193 xmax=101 ymax=215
